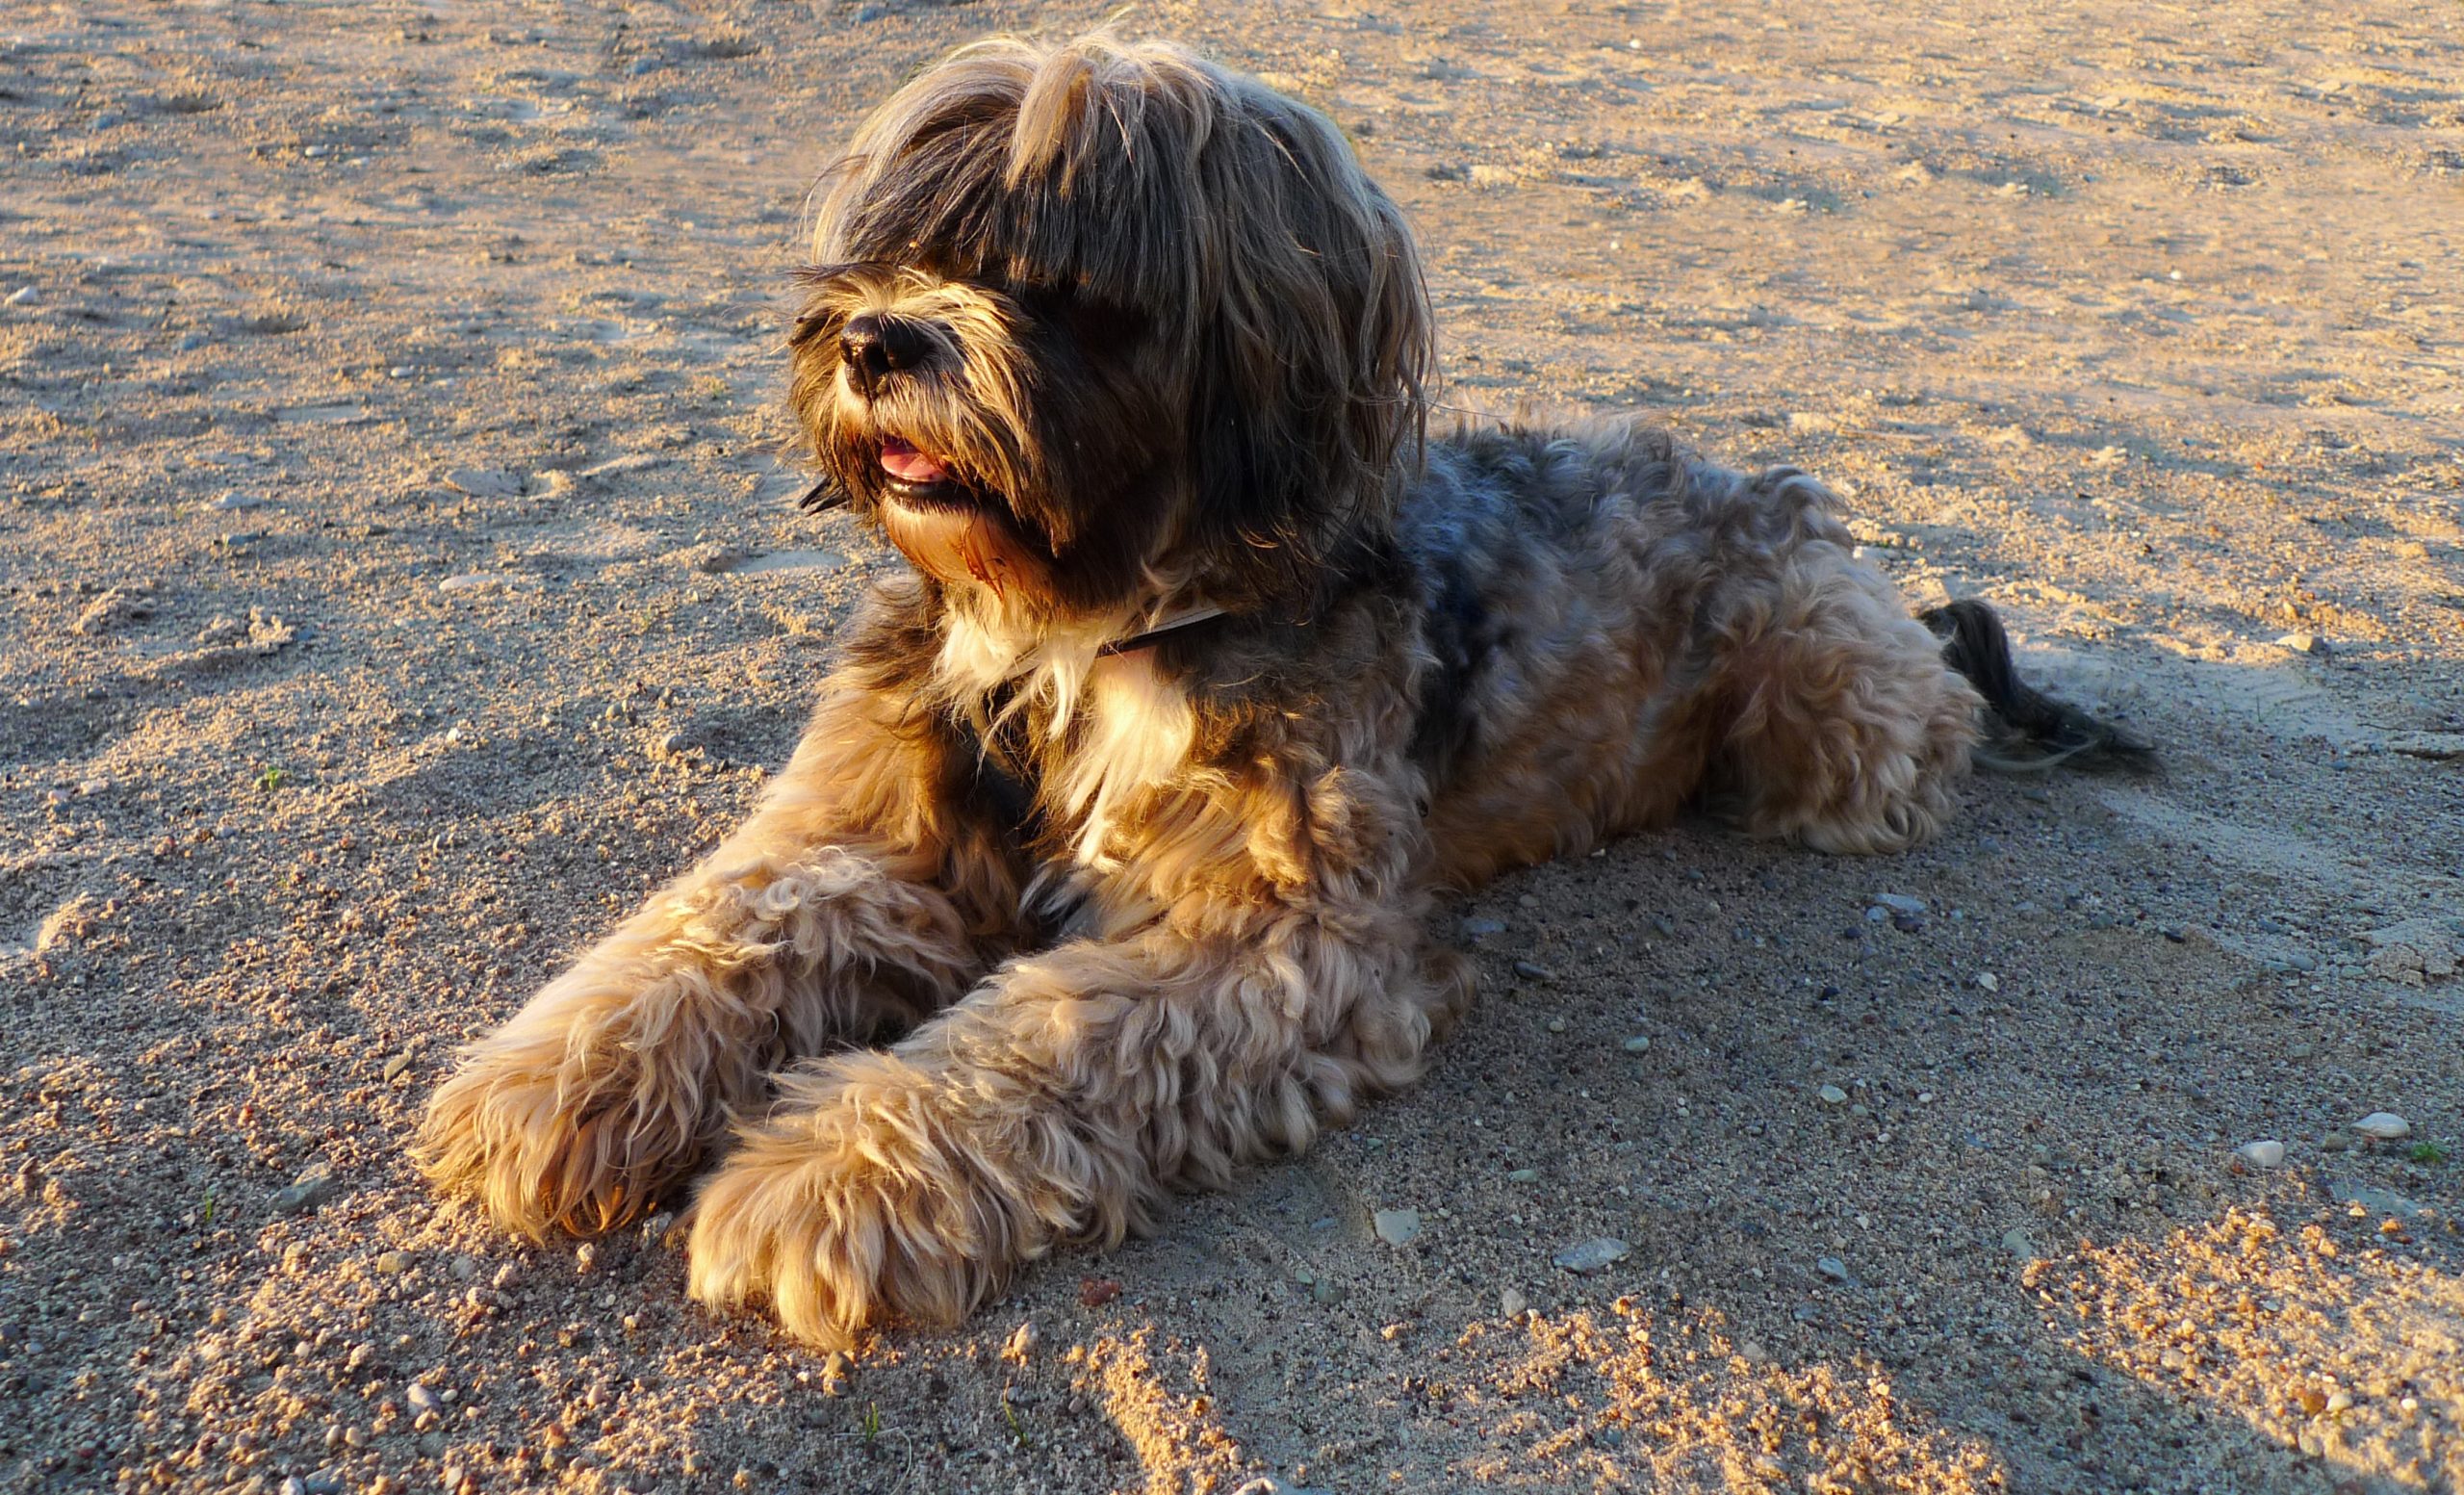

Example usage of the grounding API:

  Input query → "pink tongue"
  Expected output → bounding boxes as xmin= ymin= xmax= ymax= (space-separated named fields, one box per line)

xmin=880 ymin=439 xmax=950 ymax=484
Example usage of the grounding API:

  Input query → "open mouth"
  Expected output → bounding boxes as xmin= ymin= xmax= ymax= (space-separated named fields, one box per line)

xmin=865 ymin=436 xmax=1051 ymax=597
xmin=877 ymin=437 xmax=969 ymax=504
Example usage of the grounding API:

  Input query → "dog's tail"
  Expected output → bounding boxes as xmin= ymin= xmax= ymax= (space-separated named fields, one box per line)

xmin=1921 ymin=599 xmax=2157 ymax=775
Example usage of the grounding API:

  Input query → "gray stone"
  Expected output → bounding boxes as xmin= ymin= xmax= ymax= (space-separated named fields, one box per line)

xmin=270 ymin=1161 xmax=340 ymax=1216
xmin=1620 ymin=1035 xmax=1652 ymax=1053
xmin=2353 ymin=1112 xmax=2412 ymax=1141
xmin=1373 ymin=1208 xmax=1422 ymax=1247
xmin=1871 ymin=893 xmax=1927 ymax=916
xmin=1816 ymin=1255 xmax=1853 ymax=1284
xmin=1552 ymin=1237 xmax=1629 ymax=1274
xmin=443 ymin=466 xmax=523 ymax=499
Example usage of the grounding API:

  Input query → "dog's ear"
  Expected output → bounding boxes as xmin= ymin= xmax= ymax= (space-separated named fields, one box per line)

xmin=1182 ymin=94 xmax=1432 ymax=610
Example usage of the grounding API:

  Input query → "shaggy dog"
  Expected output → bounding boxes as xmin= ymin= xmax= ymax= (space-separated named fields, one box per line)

xmin=418 ymin=34 xmax=2146 ymax=1347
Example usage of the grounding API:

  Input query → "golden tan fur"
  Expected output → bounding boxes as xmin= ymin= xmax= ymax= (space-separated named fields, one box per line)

xmin=417 ymin=33 xmax=2144 ymax=1348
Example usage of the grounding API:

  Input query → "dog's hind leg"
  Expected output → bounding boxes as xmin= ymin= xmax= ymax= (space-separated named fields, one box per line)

xmin=418 ymin=648 xmax=1026 ymax=1240
xmin=1710 ymin=543 xmax=1984 ymax=855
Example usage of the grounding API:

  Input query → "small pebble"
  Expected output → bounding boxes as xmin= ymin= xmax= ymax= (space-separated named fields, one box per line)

xmin=404 ymin=1382 xmax=444 ymax=1416
xmin=1552 ymin=1237 xmax=1629 ymax=1274
xmin=1500 ymin=1287 xmax=1527 ymax=1318
xmin=443 ymin=466 xmax=523 ymax=499
xmin=2275 ymin=632 xmax=2328 ymax=656
xmin=1620 ymin=1035 xmax=1651 ymax=1053
xmin=1513 ymin=960 xmax=1555 ymax=982
xmin=1373 ymin=1208 xmax=1423 ymax=1247
xmin=4 ymin=286 xmax=37 ymax=306
xmin=821 ymin=1350 xmax=853 ymax=1396
xmin=1002 ymin=1320 xmax=1039 ymax=1365
xmin=1505 ymin=1169 xmax=1539 ymax=1183
xmin=2235 ymin=1140 xmax=2286 ymax=1169
xmin=1870 ymin=892 xmax=1927 ymax=916
xmin=372 ymin=1250 xmax=410 ymax=1275
xmin=270 ymin=1161 xmax=341 ymax=1216
xmin=2352 ymin=1113 xmax=2410 ymax=1141
xmin=1817 ymin=1084 xmax=1849 ymax=1106
xmin=2325 ymin=1389 xmax=2354 ymax=1414
xmin=1545 ymin=1017 xmax=1567 ymax=1034
xmin=1816 ymin=1256 xmax=1853 ymax=1284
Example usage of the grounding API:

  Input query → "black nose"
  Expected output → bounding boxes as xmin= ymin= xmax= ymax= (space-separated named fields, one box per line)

xmin=839 ymin=314 xmax=931 ymax=394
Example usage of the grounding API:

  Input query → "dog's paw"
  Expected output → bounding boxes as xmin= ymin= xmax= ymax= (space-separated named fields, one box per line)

xmin=417 ymin=1030 xmax=708 ymax=1239
xmin=683 ymin=1071 xmax=1014 ymax=1346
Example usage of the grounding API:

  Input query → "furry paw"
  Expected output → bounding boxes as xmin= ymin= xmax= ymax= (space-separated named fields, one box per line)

xmin=417 ymin=1025 xmax=713 ymax=1239
xmin=684 ymin=1061 xmax=1024 ymax=1346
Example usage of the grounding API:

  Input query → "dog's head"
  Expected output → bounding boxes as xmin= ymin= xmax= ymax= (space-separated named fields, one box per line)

xmin=790 ymin=35 xmax=1430 ymax=623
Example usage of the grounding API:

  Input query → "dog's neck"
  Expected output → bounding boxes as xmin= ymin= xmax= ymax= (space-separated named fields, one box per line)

xmin=929 ymin=585 xmax=1217 ymax=736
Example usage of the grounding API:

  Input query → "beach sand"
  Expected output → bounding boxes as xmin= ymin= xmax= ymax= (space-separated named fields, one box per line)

xmin=3 ymin=1 xmax=2459 ymax=1489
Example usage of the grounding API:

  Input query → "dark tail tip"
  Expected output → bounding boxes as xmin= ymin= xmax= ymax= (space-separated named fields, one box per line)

xmin=1921 ymin=600 xmax=2158 ymax=776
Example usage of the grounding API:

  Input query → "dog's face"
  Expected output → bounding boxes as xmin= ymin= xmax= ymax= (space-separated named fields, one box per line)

xmin=789 ymin=37 xmax=1433 ymax=622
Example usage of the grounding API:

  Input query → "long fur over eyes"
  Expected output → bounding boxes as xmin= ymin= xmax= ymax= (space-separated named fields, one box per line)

xmin=797 ymin=36 xmax=1431 ymax=617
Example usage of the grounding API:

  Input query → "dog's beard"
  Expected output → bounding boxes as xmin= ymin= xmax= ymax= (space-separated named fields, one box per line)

xmin=864 ymin=435 xmax=1057 ymax=602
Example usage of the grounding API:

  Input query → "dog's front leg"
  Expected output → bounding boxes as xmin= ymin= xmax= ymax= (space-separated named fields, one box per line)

xmin=683 ymin=776 xmax=1466 ymax=1346
xmin=418 ymin=667 xmax=1021 ymax=1239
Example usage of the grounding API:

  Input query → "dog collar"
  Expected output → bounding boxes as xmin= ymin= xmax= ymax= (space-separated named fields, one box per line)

xmin=1098 ymin=606 xmax=1228 ymax=657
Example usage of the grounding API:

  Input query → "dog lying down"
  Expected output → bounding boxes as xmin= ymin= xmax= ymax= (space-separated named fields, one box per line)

xmin=418 ymin=33 xmax=2151 ymax=1348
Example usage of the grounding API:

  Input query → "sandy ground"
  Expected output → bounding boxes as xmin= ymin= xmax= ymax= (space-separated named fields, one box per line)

xmin=4 ymin=1 xmax=2462 ymax=1491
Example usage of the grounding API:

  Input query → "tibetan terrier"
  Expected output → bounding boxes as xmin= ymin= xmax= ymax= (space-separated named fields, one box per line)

xmin=419 ymin=34 xmax=2147 ymax=1346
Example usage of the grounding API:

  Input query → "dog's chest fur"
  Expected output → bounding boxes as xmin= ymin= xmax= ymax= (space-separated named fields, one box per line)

xmin=934 ymin=609 xmax=1198 ymax=883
